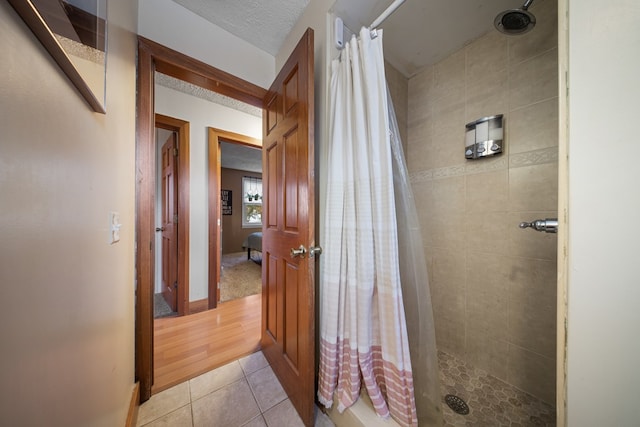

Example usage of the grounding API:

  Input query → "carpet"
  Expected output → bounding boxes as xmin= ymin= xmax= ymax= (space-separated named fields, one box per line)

xmin=154 ymin=293 xmax=176 ymax=318
xmin=220 ymin=252 xmax=262 ymax=302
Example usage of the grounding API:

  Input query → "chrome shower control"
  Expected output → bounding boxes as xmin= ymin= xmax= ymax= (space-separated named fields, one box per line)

xmin=519 ymin=218 xmax=558 ymax=233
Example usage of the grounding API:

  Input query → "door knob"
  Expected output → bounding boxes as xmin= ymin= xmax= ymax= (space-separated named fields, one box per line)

xmin=155 ymin=227 xmax=165 ymax=232
xmin=309 ymin=246 xmax=323 ymax=257
xmin=290 ymin=245 xmax=307 ymax=258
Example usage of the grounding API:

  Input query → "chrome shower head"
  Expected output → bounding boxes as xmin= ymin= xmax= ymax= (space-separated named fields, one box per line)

xmin=494 ymin=0 xmax=536 ymax=35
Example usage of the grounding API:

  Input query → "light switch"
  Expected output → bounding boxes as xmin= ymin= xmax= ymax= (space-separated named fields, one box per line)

xmin=110 ymin=211 xmax=121 ymax=244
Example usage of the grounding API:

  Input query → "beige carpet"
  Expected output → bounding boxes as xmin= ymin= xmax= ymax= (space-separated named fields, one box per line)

xmin=220 ymin=252 xmax=262 ymax=302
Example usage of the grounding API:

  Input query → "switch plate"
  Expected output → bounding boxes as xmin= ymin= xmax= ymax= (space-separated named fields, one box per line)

xmin=110 ymin=211 xmax=121 ymax=244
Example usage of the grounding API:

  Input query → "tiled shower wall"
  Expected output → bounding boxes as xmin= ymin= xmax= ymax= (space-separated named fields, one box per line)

xmin=405 ymin=0 xmax=558 ymax=405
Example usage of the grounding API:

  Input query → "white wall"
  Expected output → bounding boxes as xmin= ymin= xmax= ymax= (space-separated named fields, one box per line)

xmin=565 ymin=0 xmax=640 ymax=425
xmin=0 ymin=1 xmax=138 ymax=425
xmin=155 ymin=85 xmax=262 ymax=301
xmin=138 ymin=0 xmax=275 ymax=89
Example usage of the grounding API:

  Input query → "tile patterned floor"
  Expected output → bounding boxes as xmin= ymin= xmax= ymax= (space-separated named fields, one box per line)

xmin=137 ymin=351 xmax=335 ymax=427
xmin=439 ymin=351 xmax=556 ymax=427
xmin=139 ymin=349 xmax=555 ymax=427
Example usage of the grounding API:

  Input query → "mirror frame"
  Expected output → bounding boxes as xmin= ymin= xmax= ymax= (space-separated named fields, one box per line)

xmin=8 ymin=0 xmax=107 ymax=113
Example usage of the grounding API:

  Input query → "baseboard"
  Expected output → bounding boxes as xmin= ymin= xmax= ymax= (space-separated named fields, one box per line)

xmin=189 ymin=298 xmax=208 ymax=314
xmin=125 ymin=382 xmax=140 ymax=427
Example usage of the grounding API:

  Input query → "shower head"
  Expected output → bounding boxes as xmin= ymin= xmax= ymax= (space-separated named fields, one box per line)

xmin=494 ymin=0 xmax=536 ymax=35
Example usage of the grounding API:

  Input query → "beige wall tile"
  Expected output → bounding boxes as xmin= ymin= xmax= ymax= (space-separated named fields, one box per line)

xmin=507 ymin=257 xmax=557 ymax=359
xmin=465 ymin=170 xmax=509 ymax=213
xmin=465 ymin=251 xmax=510 ymax=337
xmin=466 ymin=31 xmax=508 ymax=79
xmin=407 ymin=1 xmax=558 ymax=402
xmin=507 ymin=345 xmax=556 ymax=405
xmin=407 ymin=117 xmax=434 ymax=172
xmin=413 ymin=179 xmax=433 ymax=242
xmin=466 ymin=330 xmax=510 ymax=381
xmin=408 ymin=66 xmax=434 ymax=124
xmin=509 ymin=97 xmax=559 ymax=154
xmin=424 ymin=244 xmax=435 ymax=285
xmin=385 ymin=61 xmax=409 ymax=152
xmin=433 ymin=101 xmax=466 ymax=168
xmin=430 ymin=248 xmax=466 ymax=356
xmin=509 ymin=0 xmax=558 ymax=65
xmin=430 ymin=176 xmax=466 ymax=214
xmin=507 ymin=211 xmax=558 ymax=260
xmin=509 ymin=163 xmax=558 ymax=212
xmin=466 ymin=212 xmax=509 ymax=254
xmin=433 ymin=49 xmax=465 ymax=103
xmin=425 ymin=212 xmax=467 ymax=252
xmin=465 ymin=71 xmax=509 ymax=125
xmin=509 ymin=49 xmax=558 ymax=110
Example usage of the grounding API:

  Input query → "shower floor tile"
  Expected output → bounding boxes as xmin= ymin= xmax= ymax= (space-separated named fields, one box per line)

xmin=439 ymin=351 xmax=556 ymax=427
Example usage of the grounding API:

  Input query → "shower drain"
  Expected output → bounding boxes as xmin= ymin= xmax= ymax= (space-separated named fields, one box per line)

xmin=444 ymin=394 xmax=470 ymax=415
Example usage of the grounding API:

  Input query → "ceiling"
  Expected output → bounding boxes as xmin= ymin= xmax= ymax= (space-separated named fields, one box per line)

xmin=167 ymin=0 xmax=536 ymax=171
xmin=172 ymin=0 xmax=530 ymax=76
xmin=220 ymin=142 xmax=262 ymax=173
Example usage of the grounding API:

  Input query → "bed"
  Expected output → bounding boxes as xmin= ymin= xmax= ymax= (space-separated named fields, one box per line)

xmin=242 ymin=232 xmax=262 ymax=262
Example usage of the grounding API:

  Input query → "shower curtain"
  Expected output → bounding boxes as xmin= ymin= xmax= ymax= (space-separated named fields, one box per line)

xmin=317 ymin=27 xmax=442 ymax=426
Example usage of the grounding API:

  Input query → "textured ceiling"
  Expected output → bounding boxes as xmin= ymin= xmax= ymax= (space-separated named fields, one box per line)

xmin=220 ymin=142 xmax=262 ymax=173
xmin=332 ymin=0 xmax=521 ymax=76
xmin=173 ymin=0 xmax=311 ymax=55
xmin=172 ymin=0 xmax=531 ymax=77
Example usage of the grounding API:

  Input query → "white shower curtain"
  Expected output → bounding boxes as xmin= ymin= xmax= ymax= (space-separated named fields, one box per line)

xmin=317 ymin=27 xmax=417 ymax=426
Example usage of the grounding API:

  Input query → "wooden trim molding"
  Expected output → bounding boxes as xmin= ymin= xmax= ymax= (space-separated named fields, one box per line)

xmin=155 ymin=114 xmax=190 ymax=317
xmin=125 ymin=382 xmax=140 ymax=427
xmin=135 ymin=35 xmax=267 ymax=403
xmin=207 ymin=128 xmax=262 ymax=308
xmin=188 ymin=298 xmax=209 ymax=315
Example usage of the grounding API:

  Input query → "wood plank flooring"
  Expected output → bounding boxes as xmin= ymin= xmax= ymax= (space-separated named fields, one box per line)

xmin=152 ymin=293 xmax=261 ymax=394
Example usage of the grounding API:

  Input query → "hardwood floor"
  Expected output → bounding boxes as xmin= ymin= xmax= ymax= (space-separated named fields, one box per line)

xmin=152 ymin=293 xmax=261 ymax=394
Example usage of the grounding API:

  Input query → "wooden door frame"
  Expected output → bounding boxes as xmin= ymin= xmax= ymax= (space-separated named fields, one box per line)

xmin=135 ymin=36 xmax=267 ymax=402
xmin=207 ymin=128 xmax=262 ymax=308
xmin=155 ymin=114 xmax=190 ymax=316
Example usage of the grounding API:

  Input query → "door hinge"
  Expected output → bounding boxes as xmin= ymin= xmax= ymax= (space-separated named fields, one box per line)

xmin=174 ymin=214 xmax=178 ymax=223
xmin=173 ymin=147 xmax=178 ymax=157
xmin=173 ymin=281 xmax=178 ymax=289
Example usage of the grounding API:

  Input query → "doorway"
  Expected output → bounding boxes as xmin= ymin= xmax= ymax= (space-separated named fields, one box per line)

xmin=208 ymin=128 xmax=262 ymax=307
xmin=135 ymin=36 xmax=267 ymax=402
xmin=154 ymin=114 xmax=190 ymax=317
xmin=136 ymin=32 xmax=316 ymax=426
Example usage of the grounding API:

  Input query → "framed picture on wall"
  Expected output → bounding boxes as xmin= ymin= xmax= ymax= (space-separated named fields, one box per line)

xmin=221 ymin=189 xmax=232 ymax=215
xmin=8 ymin=0 xmax=108 ymax=113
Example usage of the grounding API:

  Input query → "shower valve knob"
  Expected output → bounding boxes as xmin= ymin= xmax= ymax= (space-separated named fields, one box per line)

xmin=519 ymin=218 xmax=558 ymax=233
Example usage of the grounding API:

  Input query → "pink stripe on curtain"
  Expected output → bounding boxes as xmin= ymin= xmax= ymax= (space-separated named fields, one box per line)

xmin=319 ymin=339 xmax=417 ymax=426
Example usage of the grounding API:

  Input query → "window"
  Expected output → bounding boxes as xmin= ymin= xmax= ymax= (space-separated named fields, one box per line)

xmin=242 ymin=176 xmax=262 ymax=228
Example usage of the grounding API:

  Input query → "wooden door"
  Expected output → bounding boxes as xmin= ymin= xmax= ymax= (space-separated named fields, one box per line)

xmin=161 ymin=133 xmax=178 ymax=312
xmin=261 ymin=29 xmax=315 ymax=426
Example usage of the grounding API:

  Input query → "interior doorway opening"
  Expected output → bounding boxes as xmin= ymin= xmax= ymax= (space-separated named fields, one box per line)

xmin=154 ymin=114 xmax=190 ymax=318
xmin=135 ymin=35 xmax=267 ymax=402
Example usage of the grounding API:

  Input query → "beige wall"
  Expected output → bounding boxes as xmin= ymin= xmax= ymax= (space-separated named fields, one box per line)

xmin=0 ymin=1 xmax=138 ymax=425
xmin=385 ymin=61 xmax=409 ymax=154
xmin=221 ymin=168 xmax=263 ymax=254
xmin=407 ymin=0 xmax=558 ymax=405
